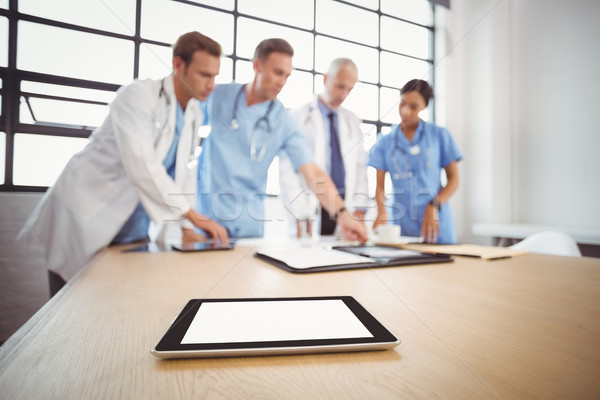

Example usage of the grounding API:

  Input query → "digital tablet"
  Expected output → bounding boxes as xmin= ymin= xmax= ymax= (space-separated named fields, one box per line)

xmin=333 ymin=245 xmax=453 ymax=265
xmin=151 ymin=296 xmax=399 ymax=359
xmin=171 ymin=240 xmax=235 ymax=252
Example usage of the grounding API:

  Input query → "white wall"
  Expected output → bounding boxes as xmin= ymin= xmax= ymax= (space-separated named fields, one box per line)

xmin=437 ymin=0 xmax=600 ymax=244
xmin=511 ymin=0 xmax=600 ymax=227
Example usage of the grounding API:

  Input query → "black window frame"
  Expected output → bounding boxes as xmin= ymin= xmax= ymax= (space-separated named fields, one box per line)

xmin=0 ymin=0 xmax=435 ymax=192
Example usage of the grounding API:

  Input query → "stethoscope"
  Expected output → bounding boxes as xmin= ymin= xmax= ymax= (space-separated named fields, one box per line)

xmin=230 ymin=85 xmax=275 ymax=162
xmin=153 ymin=77 xmax=201 ymax=168
xmin=391 ymin=124 xmax=423 ymax=180
xmin=152 ymin=78 xmax=171 ymax=134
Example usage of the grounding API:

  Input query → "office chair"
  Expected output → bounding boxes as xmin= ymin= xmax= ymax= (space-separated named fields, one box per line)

xmin=510 ymin=230 xmax=582 ymax=257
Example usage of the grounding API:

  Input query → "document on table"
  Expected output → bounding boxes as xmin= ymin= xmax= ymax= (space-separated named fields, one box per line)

xmin=256 ymin=246 xmax=373 ymax=269
xmin=396 ymin=243 xmax=529 ymax=260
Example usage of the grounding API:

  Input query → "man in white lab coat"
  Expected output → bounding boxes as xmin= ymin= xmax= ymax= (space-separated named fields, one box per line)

xmin=280 ymin=58 xmax=369 ymax=237
xmin=19 ymin=32 xmax=228 ymax=295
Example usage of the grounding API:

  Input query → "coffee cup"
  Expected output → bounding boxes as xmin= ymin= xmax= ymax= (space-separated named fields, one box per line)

xmin=374 ymin=224 xmax=401 ymax=243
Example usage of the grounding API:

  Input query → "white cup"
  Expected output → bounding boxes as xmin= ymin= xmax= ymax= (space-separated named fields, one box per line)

xmin=374 ymin=224 xmax=401 ymax=243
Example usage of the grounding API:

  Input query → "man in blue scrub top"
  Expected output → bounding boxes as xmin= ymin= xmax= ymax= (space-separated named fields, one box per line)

xmin=197 ymin=38 xmax=367 ymax=241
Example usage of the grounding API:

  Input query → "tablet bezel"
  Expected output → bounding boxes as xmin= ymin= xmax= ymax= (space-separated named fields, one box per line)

xmin=152 ymin=296 xmax=399 ymax=358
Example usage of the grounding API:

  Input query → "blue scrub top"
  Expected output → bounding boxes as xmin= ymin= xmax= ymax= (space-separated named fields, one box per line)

xmin=197 ymin=83 xmax=314 ymax=238
xmin=368 ymin=120 xmax=463 ymax=244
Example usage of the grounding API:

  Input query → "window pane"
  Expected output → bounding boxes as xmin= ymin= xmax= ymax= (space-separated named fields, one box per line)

xmin=21 ymin=81 xmax=116 ymax=104
xmin=380 ymin=51 xmax=431 ymax=89
xmin=234 ymin=60 xmax=253 ymax=83
xmin=380 ymin=86 xmax=400 ymax=124
xmin=381 ymin=16 xmax=430 ymax=59
xmin=360 ymin=123 xmax=377 ymax=153
xmin=18 ymin=22 xmax=134 ymax=85
xmin=20 ymin=97 xmax=108 ymax=128
xmin=0 ymin=17 xmax=7 ymax=67
xmin=278 ymin=70 xmax=314 ymax=110
xmin=216 ymin=57 xmax=234 ymax=84
xmin=13 ymin=133 xmax=88 ymax=186
xmin=315 ymin=36 xmax=378 ymax=83
xmin=138 ymin=43 xmax=173 ymax=81
xmin=343 ymin=82 xmax=378 ymax=121
xmin=0 ymin=0 xmax=7 ymax=9
xmin=187 ymin=0 xmax=234 ymax=11
xmin=0 ymin=131 xmax=5 ymax=185
xmin=141 ymin=1 xmax=234 ymax=55
xmin=19 ymin=0 xmax=136 ymax=35
xmin=316 ymin=0 xmax=378 ymax=47
xmin=343 ymin=0 xmax=379 ymax=11
xmin=238 ymin=0 xmax=314 ymax=30
xmin=381 ymin=0 xmax=432 ymax=26
xmin=236 ymin=18 xmax=313 ymax=70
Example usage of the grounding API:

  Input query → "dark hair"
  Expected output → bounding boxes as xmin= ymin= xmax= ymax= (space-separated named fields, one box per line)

xmin=401 ymin=79 xmax=434 ymax=106
xmin=172 ymin=31 xmax=222 ymax=65
xmin=253 ymin=38 xmax=294 ymax=61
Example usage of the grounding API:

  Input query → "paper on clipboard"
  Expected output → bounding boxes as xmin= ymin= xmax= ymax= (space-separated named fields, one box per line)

xmin=256 ymin=246 xmax=373 ymax=269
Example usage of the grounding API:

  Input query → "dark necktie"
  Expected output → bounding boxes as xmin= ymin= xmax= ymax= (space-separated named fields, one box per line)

xmin=328 ymin=111 xmax=345 ymax=198
xmin=321 ymin=111 xmax=346 ymax=235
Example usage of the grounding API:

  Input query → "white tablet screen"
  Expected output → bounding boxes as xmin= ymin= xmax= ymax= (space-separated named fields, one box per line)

xmin=181 ymin=299 xmax=373 ymax=344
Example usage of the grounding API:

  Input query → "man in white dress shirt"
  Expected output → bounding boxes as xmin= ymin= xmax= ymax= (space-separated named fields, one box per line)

xmin=280 ymin=58 xmax=369 ymax=237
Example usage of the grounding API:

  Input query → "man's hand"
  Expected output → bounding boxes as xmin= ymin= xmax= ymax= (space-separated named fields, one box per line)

xmin=337 ymin=210 xmax=368 ymax=243
xmin=181 ymin=228 xmax=207 ymax=243
xmin=183 ymin=209 xmax=229 ymax=244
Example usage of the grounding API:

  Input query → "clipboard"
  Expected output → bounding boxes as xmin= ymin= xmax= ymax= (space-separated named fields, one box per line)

xmin=254 ymin=245 xmax=452 ymax=273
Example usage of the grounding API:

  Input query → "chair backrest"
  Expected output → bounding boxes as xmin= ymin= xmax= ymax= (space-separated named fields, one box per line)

xmin=510 ymin=230 xmax=582 ymax=257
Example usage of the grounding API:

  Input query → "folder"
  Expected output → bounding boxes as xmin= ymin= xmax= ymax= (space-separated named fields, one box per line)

xmin=255 ymin=244 xmax=453 ymax=273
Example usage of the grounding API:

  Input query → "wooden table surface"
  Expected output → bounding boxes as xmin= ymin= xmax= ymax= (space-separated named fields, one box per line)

xmin=1 ymin=242 xmax=599 ymax=399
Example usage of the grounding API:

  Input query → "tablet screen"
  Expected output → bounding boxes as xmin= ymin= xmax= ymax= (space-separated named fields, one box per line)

xmin=152 ymin=296 xmax=399 ymax=358
xmin=181 ymin=299 xmax=373 ymax=344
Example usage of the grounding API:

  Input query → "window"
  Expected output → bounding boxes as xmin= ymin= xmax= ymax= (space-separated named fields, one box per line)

xmin=0 ymin=0 xmax=435 ymax=192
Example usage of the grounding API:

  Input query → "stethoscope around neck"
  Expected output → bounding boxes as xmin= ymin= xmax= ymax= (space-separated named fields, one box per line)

xmin=229 ymin=84 xmax=275 ymax=162
xmin=152 ymin=77 xmax=202 ymax=169
xmin=391 ymin=124 xmax=422 ymax=180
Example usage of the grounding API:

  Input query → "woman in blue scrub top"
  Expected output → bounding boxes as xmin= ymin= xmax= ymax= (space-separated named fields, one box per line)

xmin=368 ymin=79 xmax=462 ymax=243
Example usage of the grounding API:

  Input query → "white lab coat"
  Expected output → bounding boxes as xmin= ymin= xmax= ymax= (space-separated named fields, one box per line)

xmin=279 ymin=96 xmax=369 ymax=221
xmin=18 ymin=75 xmax=202 ymax=280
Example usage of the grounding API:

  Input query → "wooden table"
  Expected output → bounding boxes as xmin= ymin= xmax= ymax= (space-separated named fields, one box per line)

xmin=1 ymin=242 xmax=599 ymax=399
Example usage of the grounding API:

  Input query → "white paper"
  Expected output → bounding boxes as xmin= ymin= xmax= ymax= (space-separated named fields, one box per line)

xmin=181 ymin=299 xmax=374 ymax=344
xmin=257 ymin=246 xmax=373 ymax=269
